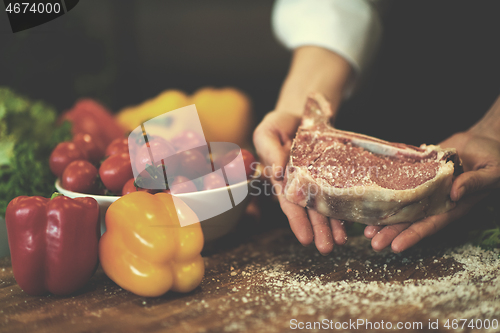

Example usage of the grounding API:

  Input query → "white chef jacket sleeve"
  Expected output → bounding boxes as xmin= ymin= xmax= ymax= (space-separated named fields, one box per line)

xmin=272 ymin=0 xmax=382 ymax=75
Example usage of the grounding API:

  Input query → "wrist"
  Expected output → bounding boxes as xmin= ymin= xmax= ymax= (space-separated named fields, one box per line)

xmin=470 ymin=95 xmax=500 ymax=141
xmin=275 ymin=46 xmax=352 ymax=119
xmin=470 ymin=122 xmax=500 ymax=141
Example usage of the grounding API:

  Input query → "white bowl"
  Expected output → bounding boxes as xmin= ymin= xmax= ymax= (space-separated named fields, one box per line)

xmin=55 ymin=179 xmax=251 ymax=242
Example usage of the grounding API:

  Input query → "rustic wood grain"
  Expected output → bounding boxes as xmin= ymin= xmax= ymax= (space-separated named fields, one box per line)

xmin=0 ymin=201 xmax=491 ymax=333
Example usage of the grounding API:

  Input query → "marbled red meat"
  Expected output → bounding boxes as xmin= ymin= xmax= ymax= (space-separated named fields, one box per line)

xmin=283 ymin=94 xmax=462 ymax=225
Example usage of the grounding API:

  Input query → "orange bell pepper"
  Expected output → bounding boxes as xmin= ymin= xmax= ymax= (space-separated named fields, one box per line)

xmin=99 ymin=191 xmax=204 ymax=297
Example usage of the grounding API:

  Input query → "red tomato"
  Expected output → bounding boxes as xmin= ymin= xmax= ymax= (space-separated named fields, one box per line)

xmin=61 ymin=99 xmax=125 ymax=152
xmin=49 ymin=142 xmax=87 ymax=178
xmin=99 ymin=153 xmax=134 ymax=194
xmin=106 ymin=137 xmax=129 ymax=157
xmin=121 ymin=178 xmax=137 ymax=195
xmin=73 ymin=133 xmax=104 ymax=164
xmin=61 ymin=160 xmax=98 ymax=194
xmin=219 ymin=149 xmax=256 ymax=184
xmin=169 ymin=176 xmax=198 ymax=194
xmin=202 ymin=173 xmax=226 ymax=190
xmin=177 ymin=148 xmax=212 ymax=180
xmin=134 ymin=138 xmax=179 ymax=179
xmin=121 ymin=178 xmax=155 ymax=196
xmin=171 ymin=130 xmax=206 ymax=152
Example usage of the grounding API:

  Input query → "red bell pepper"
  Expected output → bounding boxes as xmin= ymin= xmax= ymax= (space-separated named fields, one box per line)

xmin=5 ymin=193 xmax=100 ymax=296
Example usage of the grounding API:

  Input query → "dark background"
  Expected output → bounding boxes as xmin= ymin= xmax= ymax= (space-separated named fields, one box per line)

xmin=1 ymin=0 xmax=499 ymax=146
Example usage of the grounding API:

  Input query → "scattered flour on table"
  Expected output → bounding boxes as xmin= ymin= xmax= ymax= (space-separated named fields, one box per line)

xmin=262 ymin=244 xmax=500 ymax=320
xmin=213 ymin=243 xmax=500 ymax=332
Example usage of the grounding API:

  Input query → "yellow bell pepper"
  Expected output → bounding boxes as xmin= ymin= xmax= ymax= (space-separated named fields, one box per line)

xmin=116 ymin=90 xmax=190 ymax=131
xmin=99 ymin=191 xmax=204 ymax=297
xmin=116 ymin=87 xmax=252 ymax=146
xmin=191 ymin=87 xmax=252 ymax=147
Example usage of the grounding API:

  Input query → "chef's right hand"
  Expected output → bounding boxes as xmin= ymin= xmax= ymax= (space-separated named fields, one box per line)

xmin=253 ymin=110 xmax=348 ymax=255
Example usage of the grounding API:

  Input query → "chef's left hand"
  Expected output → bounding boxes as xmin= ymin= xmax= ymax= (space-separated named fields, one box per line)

xmin=364 ymin=128 xmax=500 ymax=252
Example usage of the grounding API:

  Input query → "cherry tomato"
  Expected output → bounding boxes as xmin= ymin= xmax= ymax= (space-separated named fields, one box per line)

xmin=135 ymin=138 xmax=179 ymax=179
xmin=106 ymin=137 xmax=129 ymax=157
xmin=218 ymin=149 xmax=256 ymax=184
xmin=122 ymin=178 xmax=137 ymax=195
xmin=121 ymin=178 xmax=155 ymax=196
xmin=61 ymin=99 xmax=125 ymax=153
xmin=73 ymin=133 xmax=104 ymax=164
xmin=202 ymin=173 xmax=226 ymax=190
xmin=171 ymin=130 xmax=206 ymax=152
xmin=61 ymin=160 xmax=98 ymax=194
xmin=99 ymin=152 xmax=134 ymax=194
xmin=177 ymin=148 xmax=212 ymax=180
xmin=49 ymin=142 xmax=87 ymax=178
xmin=169 ymin=176 xmax=198 ymax=194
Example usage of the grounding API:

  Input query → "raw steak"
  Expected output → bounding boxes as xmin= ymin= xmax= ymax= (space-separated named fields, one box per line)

xmin=283 ymin=93 xmax=462 ymax=225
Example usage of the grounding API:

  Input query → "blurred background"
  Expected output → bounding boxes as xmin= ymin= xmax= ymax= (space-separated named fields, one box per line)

xmin=1 ymin=0 xmax=500 ymax=146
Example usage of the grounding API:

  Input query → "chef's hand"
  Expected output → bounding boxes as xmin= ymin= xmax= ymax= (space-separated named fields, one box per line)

xmin=253 ymin=46 xmax=352 ymax=255
xmin=364 ymin=96 xmax=500 ymax=252
xmin=253 ymin=110 xmax=348 ymax=255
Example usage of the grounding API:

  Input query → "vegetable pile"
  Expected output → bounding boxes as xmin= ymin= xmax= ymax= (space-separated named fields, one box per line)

xmin=45 ymin=88 xmax=257 ymax=196
xmin=2 ymin=86 xmax=259 ymax=299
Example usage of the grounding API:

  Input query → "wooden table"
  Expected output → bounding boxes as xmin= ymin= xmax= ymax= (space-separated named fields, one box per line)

xmin=1 ymin=200 xmax=498 ymax=333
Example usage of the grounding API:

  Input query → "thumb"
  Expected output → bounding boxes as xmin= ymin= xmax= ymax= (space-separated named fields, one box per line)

xmin=253 ymin=130 xmax=289 ymax=182
xmin=451 ymin=166 xmax=500 ymax=201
